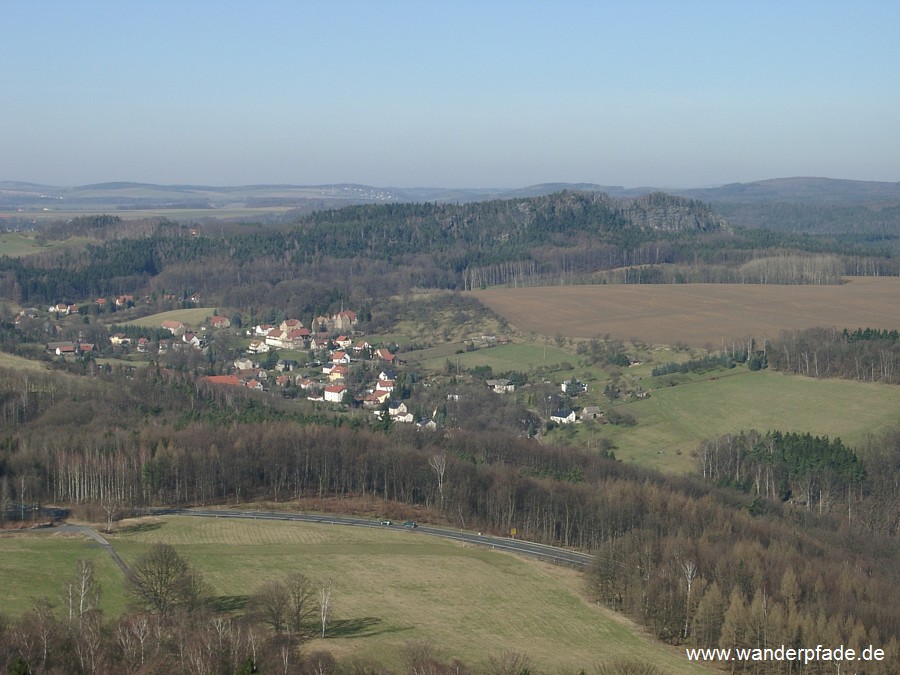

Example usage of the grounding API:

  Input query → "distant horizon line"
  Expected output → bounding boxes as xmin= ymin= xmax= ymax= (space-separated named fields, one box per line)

xmin=3 ymin=175 xmax=900 ymax=192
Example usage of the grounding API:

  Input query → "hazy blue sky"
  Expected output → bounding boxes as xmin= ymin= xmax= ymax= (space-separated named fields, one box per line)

xmin=3 ymin=1 xmax=899 ymax=188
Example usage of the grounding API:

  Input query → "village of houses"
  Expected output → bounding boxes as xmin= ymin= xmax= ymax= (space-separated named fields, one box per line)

xmin=32 ymin=296 xmax=618 ymax=431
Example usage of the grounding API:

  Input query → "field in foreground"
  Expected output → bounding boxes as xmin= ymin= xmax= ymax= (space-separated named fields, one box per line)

xmin=1 ymin=516 xmax=711 ymax=673
xmin=475 ymin=277 xmax=900 ymax=348
xmin=0 ymin=531 xmax=128 ymax=617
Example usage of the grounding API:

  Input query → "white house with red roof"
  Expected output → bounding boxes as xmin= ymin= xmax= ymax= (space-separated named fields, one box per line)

xmin=324 ymin=384 xmax=346 ymax=403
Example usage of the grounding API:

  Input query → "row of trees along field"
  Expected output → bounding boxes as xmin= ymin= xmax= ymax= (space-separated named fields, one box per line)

xmin=0 ymin=366 xmax=897 ymax=672
xmin=767 ymin=327 xmax=900 ymax=382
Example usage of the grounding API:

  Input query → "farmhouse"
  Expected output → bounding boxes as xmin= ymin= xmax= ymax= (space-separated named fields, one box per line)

xmin=182 ymin=332 xmax=202 ymax=349
xmin=265 ymin=329 xmax=286 ymax=349
xmin=161 ymin=320 xmax=185 ymax=336
xmin=280 ymin=318 xmax=303 ymax=332
xmin=580 ymin=406 xmax=606 ymax=422
xmin=248 ymin=340 xmax=270 ymax=354
xmin=324 ymin=385 xmax=346 ymax=403
xmin=48 ymin=341 xmax=77 ymax=356
xmin=486 ymin=379 xmax=515 ymax=394
xmin=328 ymin=365 xmax=349 ymax=382
xmin=551 ymin=409 xmax=577 ymax=425
xmin=375 ymin=348 xmax=396 ymax=363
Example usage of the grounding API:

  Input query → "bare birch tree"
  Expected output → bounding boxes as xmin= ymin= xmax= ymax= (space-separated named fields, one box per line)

xmin=318 ymin=580 xmax=333 ymax=639
xmin=63 ymin=559 xmax=101 ymax=625
xmin=428 ymin=453 xmax=448 ymax=511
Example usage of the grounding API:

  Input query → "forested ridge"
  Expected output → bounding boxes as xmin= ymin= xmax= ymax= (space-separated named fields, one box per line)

xmin=2 ymin=191 xmax=897 ymax=308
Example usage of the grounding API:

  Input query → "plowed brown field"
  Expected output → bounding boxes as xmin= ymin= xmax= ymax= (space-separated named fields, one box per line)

xmin=475 ymin=277 xmax=900 ymax=347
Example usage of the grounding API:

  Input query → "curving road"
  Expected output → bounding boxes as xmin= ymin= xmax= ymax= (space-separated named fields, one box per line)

xmin=155 ymin=508 xmax=594 ymax=569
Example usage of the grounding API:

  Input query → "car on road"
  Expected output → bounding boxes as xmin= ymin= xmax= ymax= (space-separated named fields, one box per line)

xmin=380 ymin=519 xmax=392 ymax=525
xmin=403 ymin=520 xmax=417 ymax=528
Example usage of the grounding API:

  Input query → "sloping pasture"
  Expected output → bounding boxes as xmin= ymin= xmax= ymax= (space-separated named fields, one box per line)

xmin=101 ymin=516 xmax=710 ymax=672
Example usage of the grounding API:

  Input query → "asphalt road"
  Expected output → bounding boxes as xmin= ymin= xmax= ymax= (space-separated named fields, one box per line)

xmin=158 ymin=508 xmax=594 ymax=569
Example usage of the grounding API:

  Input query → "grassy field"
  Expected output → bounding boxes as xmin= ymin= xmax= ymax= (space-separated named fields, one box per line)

xmin=121 ymin=307 xmax=218 ymax=329
xmin=0 ymin=516 xmax=710 ymax=673
xmin=0 ymin=531 xmax=128 ymax=617
xmin=597 ymin=369 xmax=900 ymax=473
xmin=475 ymin=277 xmax=900 ymax=348
xmin=410 ymin=340 xmax=575 ymax=374
xmin=0 ymin=232 xmax=91 ymax=257
xmin=0 ymin=351 xmax=49 ymax=372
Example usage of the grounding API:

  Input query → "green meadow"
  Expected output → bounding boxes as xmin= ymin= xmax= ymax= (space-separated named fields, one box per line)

xmin=121 ymin=307 xmax=218 ymax=329
xmin=412 ymin=340 xmax=575 ymax=374
xmin=600 ymin=369 xmax=900 ymax=473
xmin=0 ymin=532 xmax=128 ymax=617
xmin=0 ymin=517 xmax=711 ymax=673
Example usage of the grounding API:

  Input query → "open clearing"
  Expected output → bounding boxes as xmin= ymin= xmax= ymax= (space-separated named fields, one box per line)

xmin=410 ymin=340 xmax=575 ymax=373
xmin=1 ymin=517 xmax=710 ymax=673
xmin=121 ymin=307 xmax=218 ymax=329
xmin=597 ymin=370 xmax=900 ymax=472
xmin=475 ymin=277 xmax=900 ymax=348
xmin=0 ymin=232 xmax=91 ymax=257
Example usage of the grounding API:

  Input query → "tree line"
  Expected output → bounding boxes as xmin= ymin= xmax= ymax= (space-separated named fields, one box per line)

xmin=767 ymin=327 xmax=900 ymax=383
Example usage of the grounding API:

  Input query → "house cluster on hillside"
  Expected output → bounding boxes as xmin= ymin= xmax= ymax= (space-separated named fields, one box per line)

xmin=199 ymin=308 xmax=431 ymax=425
xmin=249 ymin=319 xmax=311 ymax=353
xmin=46 ymin=341 xmax=96 ymax=357
xmin=247 ymin=311 xmax=358 ymax=354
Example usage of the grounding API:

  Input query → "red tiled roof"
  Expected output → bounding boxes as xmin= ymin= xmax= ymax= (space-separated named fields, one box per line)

xmin=203 ymin=375 xmax=241 ymax=386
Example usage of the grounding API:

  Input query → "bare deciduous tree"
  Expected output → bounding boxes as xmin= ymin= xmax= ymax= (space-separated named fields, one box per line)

xmin=285 ymin=572 xmax=316 ymax=637
xmin=63 ymin=558 xmax=101 ymax=625
xmin=251 ymin=580 xmax=290 ymax=632
xmin=128 ymin=543 xmax=208 ymax=617
xmin=318 ymin=580 xmax=333 ymax=639
xmin=428 ymin=453 xmax=448 ymax=511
